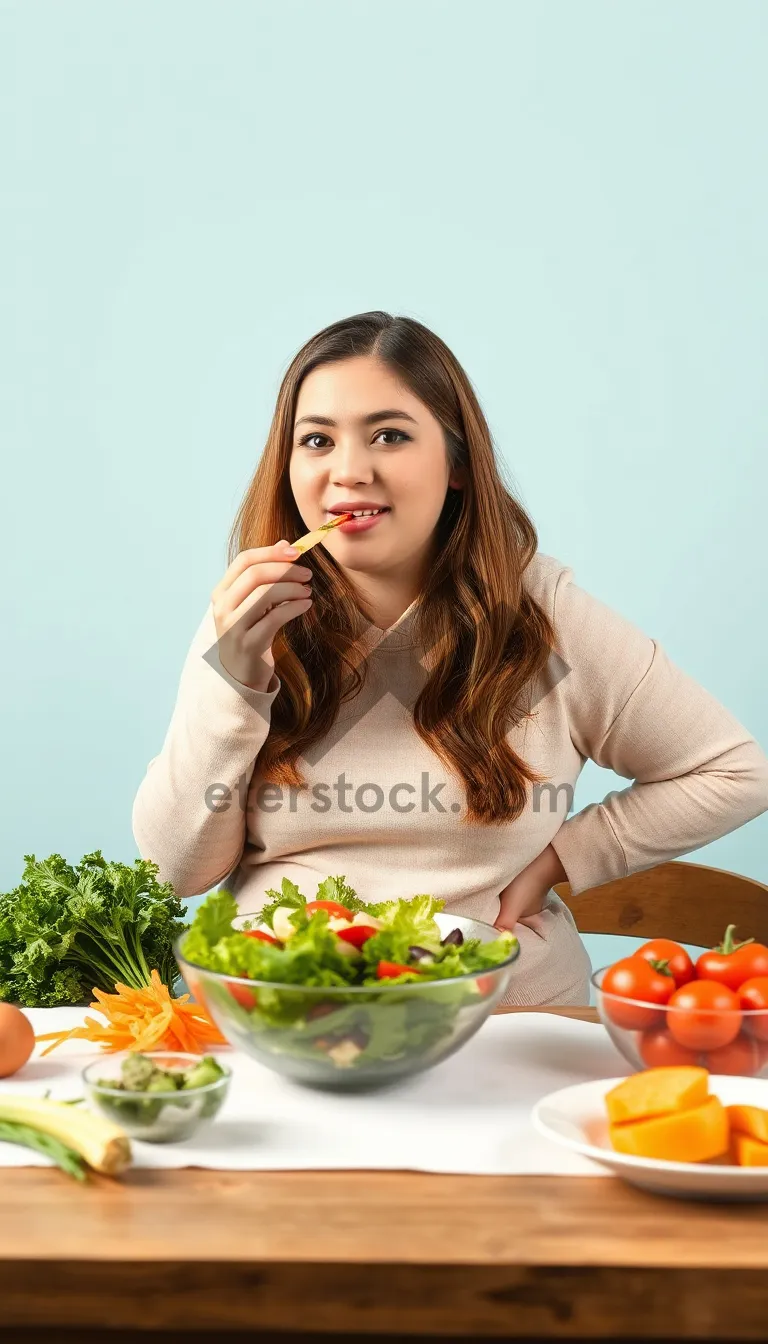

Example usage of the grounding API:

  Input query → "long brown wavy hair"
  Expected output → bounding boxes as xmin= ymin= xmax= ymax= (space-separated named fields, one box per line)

xmin=228 ymin=311 xmax=558 ymax=825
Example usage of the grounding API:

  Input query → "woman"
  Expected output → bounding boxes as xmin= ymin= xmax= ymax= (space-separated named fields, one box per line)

xmin=132 ymin=311 xmax=768 ymax=1006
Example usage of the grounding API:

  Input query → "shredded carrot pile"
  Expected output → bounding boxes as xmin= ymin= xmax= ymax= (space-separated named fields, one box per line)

xmin=35 ymin=969 xmax=228 ymax=1056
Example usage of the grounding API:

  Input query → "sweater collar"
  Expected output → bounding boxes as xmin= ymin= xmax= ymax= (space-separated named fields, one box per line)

xmin=354 ymin=595 xmax=422 ymax=653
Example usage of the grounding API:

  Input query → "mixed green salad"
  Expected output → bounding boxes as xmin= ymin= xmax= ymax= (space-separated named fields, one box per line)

xmin=178 ymin=877 xmax=518 ymax=1073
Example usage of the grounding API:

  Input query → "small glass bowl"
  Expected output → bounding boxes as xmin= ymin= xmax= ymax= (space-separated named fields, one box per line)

xmin=592 ymin=967 xmax=768 ymax=1078
xmin=82 ymin=1051 xmax=231 ymax=1143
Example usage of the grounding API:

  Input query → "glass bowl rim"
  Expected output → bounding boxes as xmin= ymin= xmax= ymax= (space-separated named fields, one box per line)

xmin=82 ymin=1050 xmax=232 ymax=1097
xmin=173 ymin=911 xmax=520 ymax=995
xmin=591 ymin=965 xmax=768 ymax=1016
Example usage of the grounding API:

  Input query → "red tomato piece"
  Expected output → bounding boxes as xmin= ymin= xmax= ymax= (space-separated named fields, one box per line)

xmin=242 ymin=929 xmax=280 ymax=946
xmin=476 ymin=974 xmax=495 ymax=996
xmin=638 ymin=1027 xmax=702 ymax=1069
xmin=703 ymin=1031 xmax=761 ymax=1076
xmin=667 ymin=979 xmax=742 ymax=1051
xmin=633 ymin=938 xmax=695 ymax=988
xmin=376 ymin=960 xmax=421 ymax=979
xmin=227 ymin=981 xmax=258 ymax=1009
xmin=695 ymin=925 xmax=768 ymax=992
xmin=738 ymin=976 xmax=768 ymax=1041
xmin=600 ymin=957 xmax=675 ymax=1031
xmin=305 ymin=900 xmax=355 ymax=921
xmin=336 ymin=924 xmax=377 ymax=948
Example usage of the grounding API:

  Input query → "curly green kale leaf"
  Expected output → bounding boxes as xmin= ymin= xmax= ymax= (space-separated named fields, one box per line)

xmin=0 ymin=850 xmax=188 ymax=1007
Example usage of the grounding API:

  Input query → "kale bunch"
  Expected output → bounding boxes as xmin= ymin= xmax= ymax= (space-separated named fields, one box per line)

xmin=0 ymin=851 xmax=188 ymax=1007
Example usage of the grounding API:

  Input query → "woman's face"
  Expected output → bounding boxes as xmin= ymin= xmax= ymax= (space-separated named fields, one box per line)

xmin=289 ymin=355 xmax=463 ymax=577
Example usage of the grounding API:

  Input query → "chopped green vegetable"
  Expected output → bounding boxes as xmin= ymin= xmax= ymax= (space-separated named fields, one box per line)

xmin=145 ymin=1073 xmax=178 ymax=1095
xmin=183 ymin=1057 xmax=227 ymax=1090
xmin=96 ymin=1053 xmax=226 ymax=1094
xmin=120 ymin=1053 xmax=157 ymax=1091
xmin=0 ymin=851 xmax=188 ymax=1007
xmin=92 ymin=1053 xmax=228 ymax=1133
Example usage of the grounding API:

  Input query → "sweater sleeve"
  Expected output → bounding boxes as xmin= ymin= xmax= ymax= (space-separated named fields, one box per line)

xmin=132 ymin=603 xmax=282 ymax=899
xmin=547 ymin=567 xmax=768 ymax=897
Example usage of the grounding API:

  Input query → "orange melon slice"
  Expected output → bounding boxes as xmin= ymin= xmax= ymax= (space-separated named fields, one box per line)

xmin=605 ymin=1066 xmax=709 ymax=1125
xmin=609 ymin=1095 xmax=728 ymax=1163
xmin=725 ymin=1104 xmax=768 ymax=1145
xmin=729 ymin=1132 xmax=768 ymax=1167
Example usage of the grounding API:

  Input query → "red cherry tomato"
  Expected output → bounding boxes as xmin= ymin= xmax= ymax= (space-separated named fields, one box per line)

xmin=738 ymin=976 xmax=768 ymax=1041
xmin=336 ymin=924 xmax=377 ymax=948
xmin=476 ymin=974 xmax=496 ymax=996
xmin=633 ymin=938 xmax=695 ymax=988
xmin=242 ymin=929 xmax=280 ymax=946
xmin=703 ymin=1031 xmax=761 ymax=1076
xmin=695 ymin=925 xmax=768 ymax=991
xmin=600 ymin=957 xmax=675 ymax=1031
xmin=667 ymin=979 xmax=742 ymax=1051
xmin=305 ymin=900 xmax=355 ymax=921
xmin=227 ymin=980 xmax=258 ymax=1009
xmin=376 ymin=960 xmax=421 ymax=980
xmin=638 ymin=1028 xmax=701 ymax=1069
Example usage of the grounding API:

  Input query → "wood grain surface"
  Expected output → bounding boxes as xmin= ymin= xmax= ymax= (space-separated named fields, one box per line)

xmin=555 ymin=858 xmax=768 ymax=945
xmin=1 ymin=1006 xmax=767 ymax=1341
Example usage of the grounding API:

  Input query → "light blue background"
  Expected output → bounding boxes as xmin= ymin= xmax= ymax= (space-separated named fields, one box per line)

xmin=2 ymin=1 xmax=766 ymax=973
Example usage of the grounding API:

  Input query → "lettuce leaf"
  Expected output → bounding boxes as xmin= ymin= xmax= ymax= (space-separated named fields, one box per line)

xmin=358 ymin=894 xmax=445 ymax=969
xmin=258 ymin=878 xmax=306 ymax=928
xmin=183 ymin=904 xmax=358 ymax=989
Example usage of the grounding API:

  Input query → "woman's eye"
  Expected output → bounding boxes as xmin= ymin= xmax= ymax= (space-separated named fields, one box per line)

xmin=298 ymin=430 xmax=410 ymax=450
xmin=375 ymin=429 xmax=410 ymax=445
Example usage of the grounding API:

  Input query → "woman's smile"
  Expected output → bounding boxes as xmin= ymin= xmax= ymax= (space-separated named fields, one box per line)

xmin=326 ymin=507 xmax=392 ymax=534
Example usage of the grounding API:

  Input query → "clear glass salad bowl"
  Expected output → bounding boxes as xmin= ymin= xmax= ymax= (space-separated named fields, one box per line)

xmin=593 ymin=967 xmax=768 ymax=1078
xmin=175 ymin=913 xmax=520 ymax=1091
xmin=82 ymin=1051 xmax=231 ymax=1142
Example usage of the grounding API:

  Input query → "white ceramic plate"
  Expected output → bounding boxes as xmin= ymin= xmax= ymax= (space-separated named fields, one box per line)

xmin=532 ymin=1075 xmax=768 ymax=1201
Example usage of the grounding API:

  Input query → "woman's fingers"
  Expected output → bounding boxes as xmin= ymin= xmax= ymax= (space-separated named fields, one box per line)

xmin=210 ymin=542 xmax=314 ymax=690
xmin=212 ymin=544 xmax=309 ymax=603
xmin=220 ymin=580 xmax=312 ymax=635
xmin=495 ymin=883 xmax=549 ymax=930
xmin=220 ymin=564 xmax=311 ymax=621
xmin=217 ymin=596 xmax=312 ymax=692
xmin=243 ymin=597 xmax=313 ymax=646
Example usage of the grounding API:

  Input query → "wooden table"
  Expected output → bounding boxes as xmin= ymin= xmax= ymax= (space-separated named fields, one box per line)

xmin=1 ymin=1006 xmax=767 ymax=1344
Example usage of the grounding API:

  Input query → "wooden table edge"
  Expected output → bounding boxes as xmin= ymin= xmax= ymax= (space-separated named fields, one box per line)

xmin=3 ymin=1005 xmax=768 ymax=1339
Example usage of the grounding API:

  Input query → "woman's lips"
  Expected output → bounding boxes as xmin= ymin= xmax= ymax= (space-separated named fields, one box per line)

xmin=327 ymin=509 xmax=391 ymax=534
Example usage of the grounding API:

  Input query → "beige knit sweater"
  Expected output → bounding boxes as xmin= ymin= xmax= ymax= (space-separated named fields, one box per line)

xmin=132 ymin=552 xmax=768 ymax=1006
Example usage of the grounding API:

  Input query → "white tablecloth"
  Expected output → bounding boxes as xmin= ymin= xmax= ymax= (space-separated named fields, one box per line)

xmin=0 ymin=1009 xmax=631 ymax=1175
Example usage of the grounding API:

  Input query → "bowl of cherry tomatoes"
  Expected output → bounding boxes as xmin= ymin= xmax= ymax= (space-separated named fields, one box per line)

xmin=593 ymin=926 xmax=768 ymax=1077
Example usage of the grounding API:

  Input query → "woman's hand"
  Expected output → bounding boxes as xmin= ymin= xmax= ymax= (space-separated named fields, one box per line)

xmin=494 ymin=844 xmax=568 ymax=931
xmin=211 ymin=540 xmax=314 ymax=691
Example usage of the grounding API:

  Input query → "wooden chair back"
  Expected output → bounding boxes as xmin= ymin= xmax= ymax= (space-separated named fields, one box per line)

xmin=554 ymin=860 xmax=768 ymax=949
